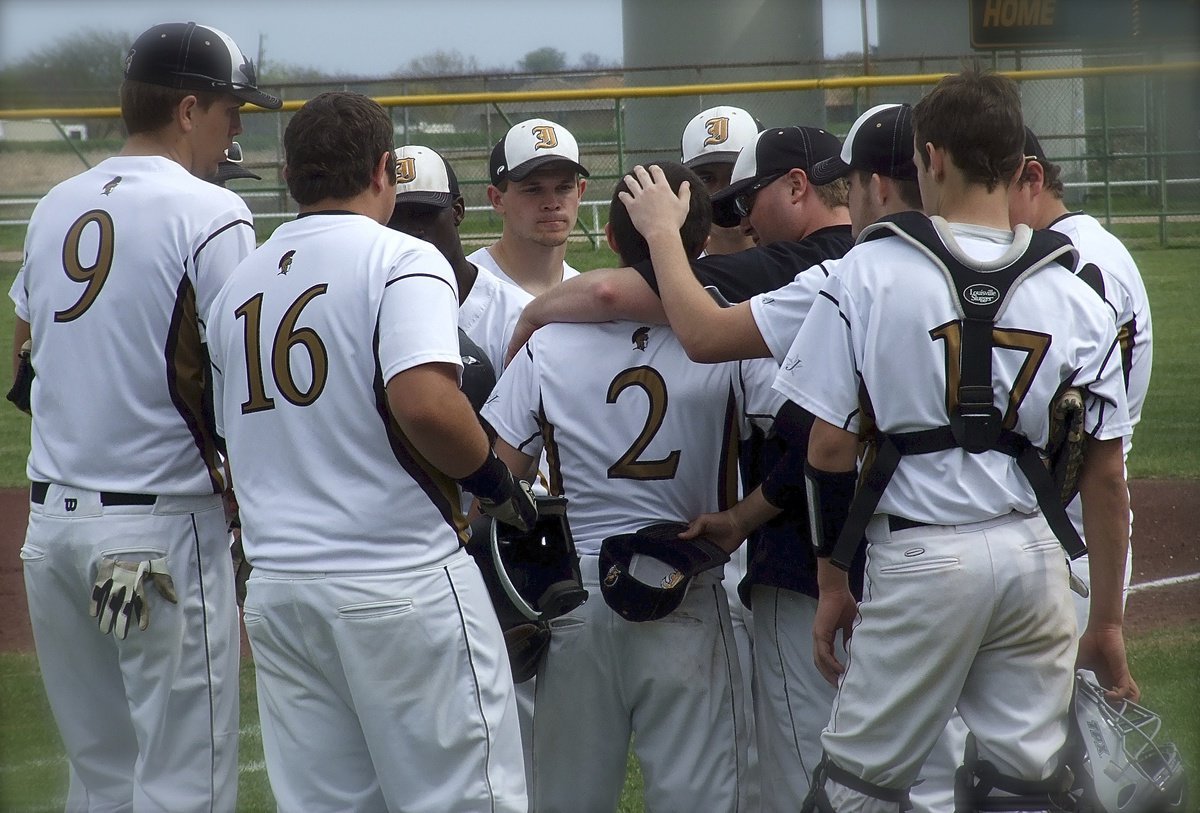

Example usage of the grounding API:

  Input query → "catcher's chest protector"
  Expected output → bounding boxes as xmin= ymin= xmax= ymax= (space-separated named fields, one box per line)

xmin=828 ymin=213 xmax=1085 ymax=568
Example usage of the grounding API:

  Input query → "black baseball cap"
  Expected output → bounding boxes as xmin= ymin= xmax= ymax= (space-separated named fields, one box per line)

xmin=1023 ymin=126 xmax=1050 ymax=163
xmin=710 ymin=126 xmax=842 ymax=227
xmin=212 ymin=161 xmax=261 ymax=184
xmin=393 ymin=145 xmax=461 ymax=208
xmin=598 ymin=522 xmax=730 ymax=623
xmin=124 ymin=22 xmax=282 ymax=110
xmin=489 ymin=118 xmax=589 ymax=186
xmin=808 ymin=104 xmax=918 ymax=186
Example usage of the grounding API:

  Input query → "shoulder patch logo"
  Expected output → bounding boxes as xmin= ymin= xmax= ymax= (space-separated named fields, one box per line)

xmin=962 ymin=283 xmax=1000 ymax=306
xmin=704 ymin=117 xmax=730 ymax=146
xmin=632 ymin=326 xmax=651 ymax=351
xmin=101 ymin=177 xmax=122 ymax=196
xmin=396 ymin=157 xmax=417 ymax=184
xmin=278 ymin=250 xmax=295 ymax=275
xmin=531 ymin=125 xmax=558 ymax=151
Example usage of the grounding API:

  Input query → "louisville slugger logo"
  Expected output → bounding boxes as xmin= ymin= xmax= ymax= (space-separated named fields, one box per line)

xmin=704 ymin=117 xmax=730 ymax=146
xmin=963 ymin=283 xmax=1000 ymax=306
xmin=531 ymin=125 xmax=558 ymax=150
xmin=396 ymin=157 xmax=417 ymax=184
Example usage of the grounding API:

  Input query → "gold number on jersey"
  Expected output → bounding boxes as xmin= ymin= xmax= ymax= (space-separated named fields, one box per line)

xmin=606 ymin=366 xmax=681 ymax=480
xmin=54 ymin=210 xmax=115 ymax=322
xmin=930 ymin=321 xmax=1052 ymax=430
xmin=235 ymin=284 xmax=330 ymax=414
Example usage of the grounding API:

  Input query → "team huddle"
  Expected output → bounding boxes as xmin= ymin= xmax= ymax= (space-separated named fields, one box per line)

xmin=10 ymin=19 xmax=1184 ymax=813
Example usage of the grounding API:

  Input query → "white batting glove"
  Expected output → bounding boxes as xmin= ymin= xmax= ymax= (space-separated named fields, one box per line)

xmin=89 ymin=557 xmax=178 ymax=639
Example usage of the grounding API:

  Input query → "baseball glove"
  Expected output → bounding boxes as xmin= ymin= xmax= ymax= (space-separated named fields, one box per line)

xmin=6 ymin=339 xmax=33 ymax=414
xmin=1045 ymin=387 xmax=1087 ymax=505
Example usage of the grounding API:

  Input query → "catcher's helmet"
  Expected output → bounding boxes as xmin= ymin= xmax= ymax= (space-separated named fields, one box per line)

xmin=598 ymin=522 xmax=730 ymax=622
xmin=467 ymin=495 xmax=586 ymax=628
xmin=1068 ymin=670 xmax=1188 ymax=812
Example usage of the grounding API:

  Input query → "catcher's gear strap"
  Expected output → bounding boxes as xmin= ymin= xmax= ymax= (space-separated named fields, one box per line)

xmin=828 ymin=213 xmax=1085 ymax=569
xmin=6 ymin=339 xmax=33 ymax=414
xmin=953 ymin=733 xmax=1074 ymax=812
xmin=761 ymin=401 xmax=816 ymax=510
xmin=804 ymin=463 xmax=857 ymax=560
xmin=803 ymin=755 xmax=913 ymax=811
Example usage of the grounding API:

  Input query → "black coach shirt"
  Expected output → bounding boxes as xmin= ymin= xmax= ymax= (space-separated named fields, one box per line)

xmin=631 ymin=224 xmax=855 ymax=303
xmin=632 ymin=223 xmax=859 ymax=606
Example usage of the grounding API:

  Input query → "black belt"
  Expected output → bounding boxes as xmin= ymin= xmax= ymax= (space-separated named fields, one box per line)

xmin=30 ymin=481 xmax=157 ymax=507
xmin=887 ymin=515 xmax=931 ymax=533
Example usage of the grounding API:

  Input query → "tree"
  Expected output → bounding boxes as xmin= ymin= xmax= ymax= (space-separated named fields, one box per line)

xmin=576 ymin=52 xmax=618 ymax=71
xmin=0 ymin=29 xmax=130 ymax=109
xmin=518 ymin=47 xmax=567 ymax=74
xmin=402 ymin=49 xmax=481 ymax=78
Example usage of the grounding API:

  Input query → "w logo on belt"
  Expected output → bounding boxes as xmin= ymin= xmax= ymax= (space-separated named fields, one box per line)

xmin=704 ymin=117 xmax=730 ymax=146
xmin=64 ymin=498 xmax=78 ymax=512
xmin=396 ymin=156 xmax=417 ymax=184
xmin=531 ymin=125 xmax=558 ymax=150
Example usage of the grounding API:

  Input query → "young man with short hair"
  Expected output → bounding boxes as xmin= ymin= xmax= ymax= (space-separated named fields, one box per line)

xmin=207 ymin=91 xmax=533 ymax=812
xmin=469 ymin=117 xmax=589 ymax=297
xmin=483 ymin=161 xmax=782 ymax=812
xmin=775 ymin=69 xmax=1136 ymax=812
xmin=681 ymin=104 xmax=763 ymax=255
xmin=10 ymin=22 xmax=279 ymax=811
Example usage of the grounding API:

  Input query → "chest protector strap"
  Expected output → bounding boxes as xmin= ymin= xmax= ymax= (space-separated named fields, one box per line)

xmin=828 ymin=213 xmax=1085 ymax=569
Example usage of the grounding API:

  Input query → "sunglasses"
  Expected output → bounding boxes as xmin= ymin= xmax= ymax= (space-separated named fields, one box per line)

xmin=733 ymin=172 xmax=785 ymax=219
xmin=224 ymin=141 xmax=245 ymax=163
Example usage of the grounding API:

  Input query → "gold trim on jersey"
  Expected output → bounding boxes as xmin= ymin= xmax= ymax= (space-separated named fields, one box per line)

xmin=166 ymin=274 xmax=225 ymax=493
xmin=717 ymin=384 xmax=740 ymax=511
xmin=537 ymin=400 xmax=565 ymax=497
xmin=371 ymin=345 xmax=467 ymax=543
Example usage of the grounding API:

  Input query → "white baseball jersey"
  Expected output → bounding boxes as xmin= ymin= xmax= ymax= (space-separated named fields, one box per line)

xmin=10 ymin=156 xmax=254 ymax=495
xmin=749 ymin=258 xmax=842 ymax=365
xmin=776 ymin=218 xmax=1132 ymax=525
xmin=466 ymin=245 xmax=580 ymax=291
xmin=459 ymin=263 xmax=533 ymax=372
xmin=207 ymin=212 xmax=466 ymax=572
xmin=483 ymin=321 xmax=781 ymax=555
xmin=1053 ymin=212 xmax=1152 ymax=463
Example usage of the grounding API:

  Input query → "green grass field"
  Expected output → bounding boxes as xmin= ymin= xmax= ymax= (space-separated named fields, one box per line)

xmin=0 ymin=244 xmax=1196 ymax=809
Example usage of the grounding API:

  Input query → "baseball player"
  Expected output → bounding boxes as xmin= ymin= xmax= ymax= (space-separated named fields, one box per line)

xmin=468 ymin=117 xmax=589 ymax=297
xmin=502 ymin=126 xmax=858 ymax=809
xmin=483 ymin=161 xmax=783 ymax=813
xmin=8 ymin=22 xmax=278 ymax=811
xmin=1009 ymin=125 xmax=1152 ymax=634
xmin=206 ymin=91 xmax=533 ymax=812
xmin=681 ymin=104 xmax=763 ymax=255
xmin=776 ymin=70 xmax=1137 ymax=812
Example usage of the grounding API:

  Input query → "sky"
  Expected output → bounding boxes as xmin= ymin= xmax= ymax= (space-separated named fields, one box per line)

xmin=0 ymin=0 xmax=876 ymax=75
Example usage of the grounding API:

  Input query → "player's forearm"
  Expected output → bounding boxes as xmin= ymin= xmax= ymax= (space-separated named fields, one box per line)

xmin=728 ymin=486 xmax=782 ymax=539
xmin=1079 ymin=436 xmax=1131 ymax=630
xmin=387 ymin=363 xmax=491 ymax=479
xmin=807 ymin=416 xmax=859 ymax=472
xmin=641 ymin=227 xmax=731 ymax=360
xmin=494 ymin=438 xmax=537 ymax=482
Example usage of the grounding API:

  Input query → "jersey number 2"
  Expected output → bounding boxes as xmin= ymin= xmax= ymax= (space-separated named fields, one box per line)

xmin=235 ymin=285 xmax=330 ymax=414
xmin=606 ymin=366 xmax=681 ymax=480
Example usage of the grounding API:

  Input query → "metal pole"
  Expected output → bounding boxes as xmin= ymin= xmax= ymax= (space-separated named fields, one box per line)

xmin=1102 ymin=75 xmax=1112 ymax=228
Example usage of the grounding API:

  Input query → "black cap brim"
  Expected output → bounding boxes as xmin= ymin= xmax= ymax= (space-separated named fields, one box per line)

xmin=506 ymin=155 xmax=590 ymax=183
xmin=230 ymin=85 xmax=282 ymax=110
xmin=214 ymin=161 xmax=261 ymax=182
xmin=710 ymin=175 xmax=758 ymax=228
xmin=683 ymin=151 xmax=740 ymax=170
xmin=394 ymin=191 xmax=454 ymax=209
xmin=807 ymin=155 xmax=852 ymax=186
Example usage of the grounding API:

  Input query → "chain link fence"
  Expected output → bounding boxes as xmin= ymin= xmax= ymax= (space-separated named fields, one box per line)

xmin=2 ymin=47 xmax=1197 ymax=249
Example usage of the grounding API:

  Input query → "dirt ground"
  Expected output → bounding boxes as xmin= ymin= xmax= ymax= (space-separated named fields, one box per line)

xmin=1 ymin=481 xmax=1197 ymax=652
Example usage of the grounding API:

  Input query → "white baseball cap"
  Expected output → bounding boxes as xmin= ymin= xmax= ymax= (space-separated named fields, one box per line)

xmin=489 ymin=118 xmax=589 ymax=186
xmin=393 ymin=145 xmax=460 ymax=208
xmin=680 ymin=106 xmax=763 ymax=169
